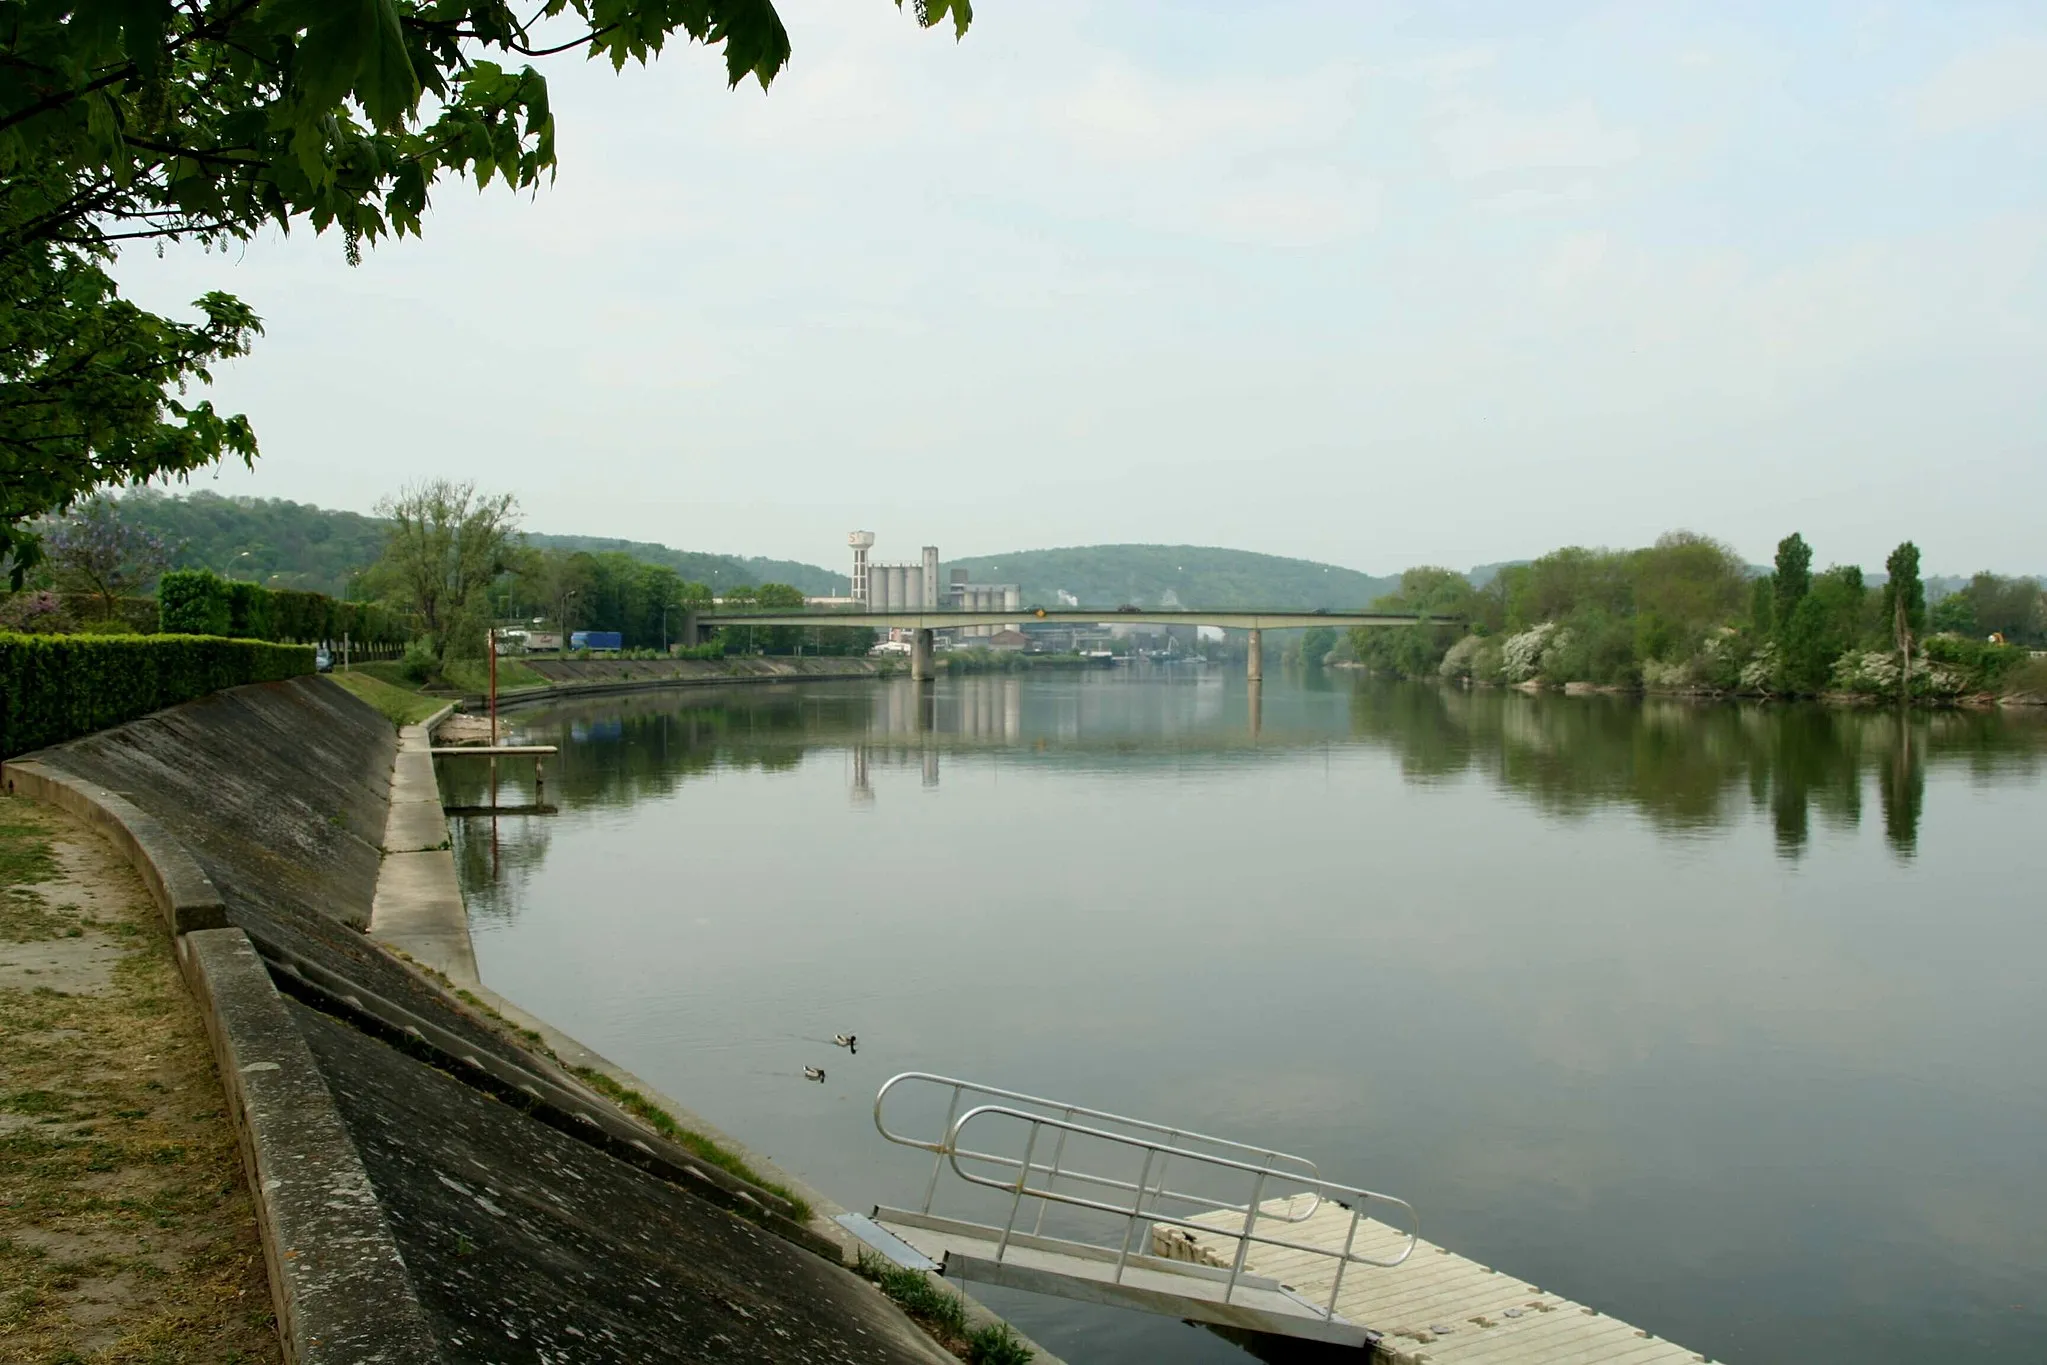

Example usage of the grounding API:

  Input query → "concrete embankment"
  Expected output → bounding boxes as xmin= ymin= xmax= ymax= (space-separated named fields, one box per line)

xmin=493 ymin=655 xmax=891 ymax=709
xmin=4 ymin=676 xmax=966 ymax=1363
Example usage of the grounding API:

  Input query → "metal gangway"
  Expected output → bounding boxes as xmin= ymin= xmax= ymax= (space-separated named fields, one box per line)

xmin=844 ymin=1072 xmax=1418 ymax=1349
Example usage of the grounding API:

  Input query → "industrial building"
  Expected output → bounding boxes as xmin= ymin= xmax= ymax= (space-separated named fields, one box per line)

xmin=849 ymin=532 xmax=940 ymax=611
xmin=847 ymin=532 xmax=1022 ymax=638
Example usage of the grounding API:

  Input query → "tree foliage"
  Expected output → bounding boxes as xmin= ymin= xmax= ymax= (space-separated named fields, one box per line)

xmin=41 ymin=494 xmax=171 ymax=619
xmin=1773 ymin=532 xmax=1812 ymax=627
xmin=0 ymin=0 xmax=971 ymax=571
xmin=372 ymin=478 xmax=518 ymax=658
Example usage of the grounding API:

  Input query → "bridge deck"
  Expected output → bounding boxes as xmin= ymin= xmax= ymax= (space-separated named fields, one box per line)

xmin=698 ymin=608 xmax=1429 ymax=631
xmin=1166 ymin=1202 xmax=1721 ymax=1364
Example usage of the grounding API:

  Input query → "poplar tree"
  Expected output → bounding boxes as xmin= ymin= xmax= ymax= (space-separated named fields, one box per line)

xmin=1883 ymin=541 xmax=1924 ymax=699
xmin=1772 ymin=533 xmax=1812 ymax=634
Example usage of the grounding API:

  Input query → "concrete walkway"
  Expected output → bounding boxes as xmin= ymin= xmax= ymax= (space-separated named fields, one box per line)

xmin=368 ymin=708 xmax=479 ymax=985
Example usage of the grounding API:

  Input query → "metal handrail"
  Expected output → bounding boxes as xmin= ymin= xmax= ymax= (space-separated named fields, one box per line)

xmin=945 ymin=1103 xmax=1418 ymax=1321
xmin=874 ymin=1071 xmax=1323 ymax=1224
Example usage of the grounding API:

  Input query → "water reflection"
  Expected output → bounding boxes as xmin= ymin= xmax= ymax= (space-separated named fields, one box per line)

xmin=1344 ymin=684 xmax=2041 ymax=859
xmin=443 ymin=676 xmax=2043 ymax=867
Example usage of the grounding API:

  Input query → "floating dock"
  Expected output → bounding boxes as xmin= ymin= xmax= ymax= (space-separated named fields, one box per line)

xmin=1167 ymin=1200 xmax=1721 ymax=1364
xmin=859 ymin=1072 xmax=1726 ymax=1363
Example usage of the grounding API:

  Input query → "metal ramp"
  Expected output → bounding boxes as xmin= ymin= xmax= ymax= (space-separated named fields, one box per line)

xmin=850 ymin=1072 xmax=1420 ymax=1350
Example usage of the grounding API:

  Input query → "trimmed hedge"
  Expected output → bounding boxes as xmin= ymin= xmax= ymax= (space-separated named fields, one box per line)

xmin=0 ymin=632 xmax=314 ymax=758
xmin=156 ymin=570 xmax=404 ymax=645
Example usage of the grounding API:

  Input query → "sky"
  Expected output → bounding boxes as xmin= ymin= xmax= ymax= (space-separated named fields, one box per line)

xmin=116 ymin=1 xmax=2047 ymax=578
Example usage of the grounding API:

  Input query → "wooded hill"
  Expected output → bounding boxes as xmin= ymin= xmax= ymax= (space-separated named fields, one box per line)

xmin=942 ymin=545 xmax=1399 ymax=611
xmin=111 ymin=492 xmax=844 ymax=598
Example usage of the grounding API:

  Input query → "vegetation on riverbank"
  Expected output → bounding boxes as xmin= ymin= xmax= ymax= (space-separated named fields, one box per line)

xmin=1347 ymin=531 xmax=2045 ymax=702
xmin=940 ymin=649 xmax=1102 ymax=673
xmin=565 ymin=1066 xmax=812 ymax=1224
xmin=855 ymin=1253 xmax=1034 ymax=1364
xmin=329 ymin=672 xmax=446 ymax=728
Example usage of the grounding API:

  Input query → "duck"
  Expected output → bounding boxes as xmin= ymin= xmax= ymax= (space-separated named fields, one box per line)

xmin=804 ymin=1066 xmax=826 ymax=1083
xmin=832 ymin=1033 xmax=857 ymax=1053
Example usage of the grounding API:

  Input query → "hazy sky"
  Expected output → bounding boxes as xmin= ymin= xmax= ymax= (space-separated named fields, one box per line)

xmin=117 ymin=2 xmax=2047 ymax=576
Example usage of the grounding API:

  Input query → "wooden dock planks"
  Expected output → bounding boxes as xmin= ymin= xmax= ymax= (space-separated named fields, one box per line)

xmin=1164 ymin=1203 xmax=1720 ymax=1365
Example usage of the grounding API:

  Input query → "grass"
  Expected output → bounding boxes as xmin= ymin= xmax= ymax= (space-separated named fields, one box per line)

xmin=567 ymin=1066 xmax=812 ymax=1223
xmin=0 ymin=793 xmax=278 ymax=1362
xmin=329 ymin=670 xmax=445 ymax=727
xmin=855 ymin=1252 xmax=1034 ymax=1364
xmin=439 ymin=656 xmax=547 ymax=694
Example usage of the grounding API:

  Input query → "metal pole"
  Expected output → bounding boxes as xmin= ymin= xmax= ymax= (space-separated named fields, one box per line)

xmin=1225 ymin=1170 xmax=1267 ymax=1304
xmin=488 ymin=626 xmax=498 ymax=745
xmin=1032 ymin=1114 xmax=1073 ymax=1237
xmin=923 ymin=1087 xmax=961 ymax=1214
xmin=1114 ymin=1147 xmax=1157 ymax=1284
xmin=995 ymin=1122 xmax=1043 ymax=1264
xmin=1326 ymin=1204 xmax=1362 ymax=1319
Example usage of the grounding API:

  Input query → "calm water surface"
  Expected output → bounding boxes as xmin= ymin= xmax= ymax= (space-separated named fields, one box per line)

xmin=447 ymin=671 xmax=2047 ymax=1364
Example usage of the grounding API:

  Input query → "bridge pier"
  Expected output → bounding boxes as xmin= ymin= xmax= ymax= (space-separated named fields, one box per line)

xmin=1246 ymin=628 xmax=1263 ymax=682
xmin=910 ymin=628 xmax=934 ymax=683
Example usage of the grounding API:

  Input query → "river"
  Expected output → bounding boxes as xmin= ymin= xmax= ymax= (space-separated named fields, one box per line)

xmin=445 ymin=669 xmax=2047 ymax=1364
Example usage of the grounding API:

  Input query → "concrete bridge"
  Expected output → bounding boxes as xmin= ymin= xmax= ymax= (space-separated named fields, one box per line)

xmin=687 ymin=608 xmax=1434 ymax=681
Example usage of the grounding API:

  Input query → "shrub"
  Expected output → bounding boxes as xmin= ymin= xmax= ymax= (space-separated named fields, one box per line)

xmin=1499 ymin=623 xmax=1556 ymax=682
xmin=969 ymin=1322 xmax=1034 ymax=1365
xmin=158 ymin=569 xmax=232 ymax=635
xmin=227 ymin=580 xmax=272 ymax=638
xmin=399 ymin=638 xmax=437 ymax=684
xmin=1922 ymin=635 xmax=2028 ymax=689
xmin=0 ymin=591 xmax=74 ymax=635
xmin=0 ymin=633 xmax=314 ymax=757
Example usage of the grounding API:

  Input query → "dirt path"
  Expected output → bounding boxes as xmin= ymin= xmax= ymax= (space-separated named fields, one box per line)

xmin=0 ymin=792 xmax=278 ymax=1364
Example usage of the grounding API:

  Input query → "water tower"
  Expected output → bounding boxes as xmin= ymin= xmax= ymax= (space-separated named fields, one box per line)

xmin=848 ymin=531 xmax=876 ymax=605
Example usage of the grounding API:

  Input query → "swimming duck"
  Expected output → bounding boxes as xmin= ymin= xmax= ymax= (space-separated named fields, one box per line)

xmin=804 ymin=1066 xmax=826 ymax=1083
xmin=833 ymin=1034 xmax=857 ymax=1053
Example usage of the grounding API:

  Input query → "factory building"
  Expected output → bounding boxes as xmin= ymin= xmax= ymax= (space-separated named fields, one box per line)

xmin=849 ymin=534 xmax=940 ymax=611
xmin=849 ymin=533 xmax=1025 ymax=640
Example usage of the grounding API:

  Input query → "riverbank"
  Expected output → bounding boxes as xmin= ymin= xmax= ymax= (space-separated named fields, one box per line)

xmin=2 ymin=677 xmax=1034 ymax=1363
xmin=1334 ymin=662 xmax=2047 ymax=707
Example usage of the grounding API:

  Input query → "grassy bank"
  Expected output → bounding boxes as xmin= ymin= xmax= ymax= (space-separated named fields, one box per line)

xmin=330 ymin=671 xmax=446 ymax=727
xmin=0 ymin=794 xmax=278 ymax=1361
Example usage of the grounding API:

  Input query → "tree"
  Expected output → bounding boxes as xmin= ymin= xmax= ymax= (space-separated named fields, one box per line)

xmin=42 ymin=495 xmax=172 ymax=620
xmin=1629 ymin=531 xmax=1745 ymax=662
xmin=1 ymin=1 xmax=971 ymax=572
xmin=1882 ymin=542 xmax=1924 ymax=697
xmin=1776 ymin=566 xmax=1865 ymax=695
xmin=1945 ymin=571 xmax=2044 ymax=644
xmin=374 ymin=480 xmax=518 ymax=660
xmin=1773 ymin=533 xmax=1812 ymax=633
xmin=1349 ymin=566 xmax=1481 ymax=678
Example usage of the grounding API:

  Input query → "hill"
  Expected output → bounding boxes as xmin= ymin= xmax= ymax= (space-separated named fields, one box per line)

xmin=109 ymin=492 xmax=844 ymax=597
xmin=522 ymin=533 xmax=842 ymax=598
xmin=116 ymin=489 xmax=388 ymax=596
xmin=941 ymin=545 xmax=1398 ymax=610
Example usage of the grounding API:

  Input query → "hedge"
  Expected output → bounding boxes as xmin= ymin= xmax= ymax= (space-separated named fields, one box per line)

xmin=156 ymin=570 xmax=404 ymax=645
xmin=0 ymin=632 xmax=314 ymax=758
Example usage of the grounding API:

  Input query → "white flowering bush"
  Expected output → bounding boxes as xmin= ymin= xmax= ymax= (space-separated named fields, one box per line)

xmin=1500 ymin=623 xmax=1557 ymax=682
xmin=1831 ymin=649 xmax=1974 ymax=698
xmin=1640 ymin=657 xmax=1693 ymax=690
xmin=1439 ymin=633 xmax=1501 ymax=681
xmin=1830 ymin=650 xmax=1897 ymax=695
xmin=1738 ymin=642 xmax=1777 ymax=693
